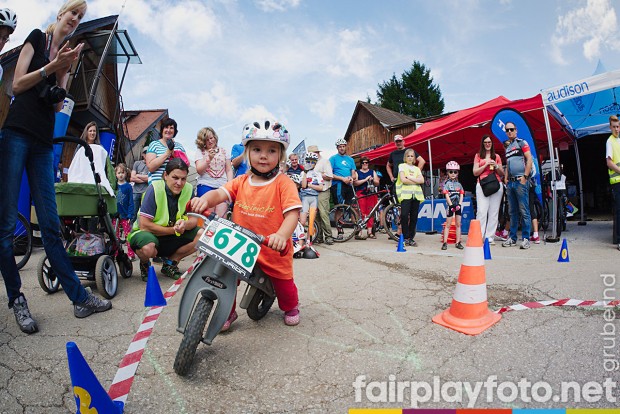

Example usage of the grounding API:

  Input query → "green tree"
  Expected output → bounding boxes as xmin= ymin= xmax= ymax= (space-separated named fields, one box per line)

xmin=376 ymin=61 xmax=444 ymax=119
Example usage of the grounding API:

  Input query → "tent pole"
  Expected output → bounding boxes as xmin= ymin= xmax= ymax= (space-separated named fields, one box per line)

xmin=573 ymin=139 xmax=586 ymax=225
xmin=542 ymin=105 xmax=559 ymax=242
xmin=426 ymin=140 xmax=437 ymax=234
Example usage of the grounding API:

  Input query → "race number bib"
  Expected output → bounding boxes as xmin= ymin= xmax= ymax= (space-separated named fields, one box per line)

xmin=198 ymin=216 xmax=262 ymax=277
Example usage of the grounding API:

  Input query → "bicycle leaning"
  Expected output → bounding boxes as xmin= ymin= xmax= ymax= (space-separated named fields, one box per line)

xmin=328 ymin=183 xmax=401 ymax=242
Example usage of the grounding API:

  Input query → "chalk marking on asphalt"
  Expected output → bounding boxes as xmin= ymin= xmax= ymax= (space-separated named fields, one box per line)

xmin=495 ymin=298 xmax=620 ymax=314
xmin=108 ymin=253 xmax=206 ymax=406
xmin=310 ymin=284 xmax=383 ymax=344
xmin=291 ymin=330 xmax=420 ymax=365
xmin=306 ymin=283 xmax=421 ymax=367
xmin=145 ymin=349 xmax=188 ymax=413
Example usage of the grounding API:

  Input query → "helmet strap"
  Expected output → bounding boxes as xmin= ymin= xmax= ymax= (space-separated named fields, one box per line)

xmin=251 ymin=165 xmax=279 ymax=179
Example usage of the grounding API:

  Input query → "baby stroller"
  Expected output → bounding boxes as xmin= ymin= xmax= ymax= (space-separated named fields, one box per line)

xmin=37 ymin=136 xmax=133 ymax=299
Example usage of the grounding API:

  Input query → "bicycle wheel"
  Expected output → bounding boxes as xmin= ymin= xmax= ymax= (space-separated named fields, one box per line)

xmin=383 ymin=203 xmax=401 ymax=241
xmin=539 ymin=199 xmax=550 ymax=231
xmin=555 ymin=198 xmax=564 ymax=238
xmin=174 ymin=296 xmax=213 ymax=376
xmin=329 ymin=204 xmax=359 ymax=242
xmin=14 ymin=213 xmax=32 ymax=270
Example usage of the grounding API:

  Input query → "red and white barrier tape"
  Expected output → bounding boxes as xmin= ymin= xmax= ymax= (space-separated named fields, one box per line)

xmin=108 ymin=253 xmax=205 ymax=405
xmin=495 ymin=298 xmax=620 ymax=314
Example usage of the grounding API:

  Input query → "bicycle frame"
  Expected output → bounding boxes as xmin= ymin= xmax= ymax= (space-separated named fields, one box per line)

xmin=347 ymin=183 xmax=397 ymax=230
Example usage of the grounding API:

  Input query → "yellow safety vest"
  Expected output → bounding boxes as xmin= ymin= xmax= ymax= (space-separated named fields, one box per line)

xmin=395 ymin=163 xmax=424 ymax=202
xmin=608 ymin=135 xmax=620 ymax=185
xmin=128 ymin=180 xmax=193 ymax=243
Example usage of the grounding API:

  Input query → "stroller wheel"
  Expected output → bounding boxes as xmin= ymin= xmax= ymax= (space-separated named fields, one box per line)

xmin=118 ymin=255 xmax=133 ymax=279
xmin=95 ymin=255 xmax=118 ymax=299
xmin=37 ymin=255 xmax=60 ymax=294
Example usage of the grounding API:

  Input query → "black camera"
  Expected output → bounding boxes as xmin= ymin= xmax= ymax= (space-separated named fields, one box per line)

xmin=39 ymin=84 xmax=66 ymax=106
xmin=166 ymin=139 xmax=175 ymax=151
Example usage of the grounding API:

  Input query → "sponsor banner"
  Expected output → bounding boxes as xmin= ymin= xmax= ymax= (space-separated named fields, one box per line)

xmin=542 ymin=68 xmax=620 ymax=105
xmin=491 ymin=108 xmax=542 ymax=203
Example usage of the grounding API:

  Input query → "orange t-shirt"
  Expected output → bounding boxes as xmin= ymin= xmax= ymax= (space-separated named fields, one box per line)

xmin=222 ymin=173 xmax=302 ymax=279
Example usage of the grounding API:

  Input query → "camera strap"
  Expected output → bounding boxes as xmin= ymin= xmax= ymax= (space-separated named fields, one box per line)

xmin=43 ymin=32 xmax=52 ymax=61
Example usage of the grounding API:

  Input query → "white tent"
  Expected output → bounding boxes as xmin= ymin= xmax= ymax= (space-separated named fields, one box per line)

xmin=540 ymin=69 xmax=620 ymax=239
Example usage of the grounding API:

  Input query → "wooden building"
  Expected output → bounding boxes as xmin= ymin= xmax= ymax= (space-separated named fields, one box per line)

xmin=343 ymin=101 xmax=418 ymax=156
xmin=0 ymin=15 xmax=141 ymax=171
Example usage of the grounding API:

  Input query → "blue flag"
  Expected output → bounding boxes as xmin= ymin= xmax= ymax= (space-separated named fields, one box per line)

xmin=491 ymin=108 xmax=542 ymax=203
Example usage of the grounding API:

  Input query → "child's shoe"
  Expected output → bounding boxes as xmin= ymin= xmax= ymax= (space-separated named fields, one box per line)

xmin=455 ymin=242 xmax=464 ymax=250
xmin=220 ymin=311 xmax=238 ymax=332
xmin=441 ymin=242 xmax=447 ymax=250
xmin=284 ymin=308 xmax=300 ymax=326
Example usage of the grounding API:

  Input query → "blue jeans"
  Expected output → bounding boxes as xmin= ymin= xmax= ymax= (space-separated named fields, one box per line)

xmin=0 ymin=129 xmax=88 ymax=306
xmin=506 ymin=180 xmax=531 ymax=241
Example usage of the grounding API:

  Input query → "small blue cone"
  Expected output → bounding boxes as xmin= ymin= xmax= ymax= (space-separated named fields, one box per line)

xmin=66 ymin=342 xmax=124 ymax=413
xmin=144 ymin=266 xmax=167 ymax=307
xmin=483 ymin=238 xmax=492 ymax=260
xmin=396 ymin=234 xmax=406 ymax=252
xmin=557 ymin=238 xmax=570 ymax=262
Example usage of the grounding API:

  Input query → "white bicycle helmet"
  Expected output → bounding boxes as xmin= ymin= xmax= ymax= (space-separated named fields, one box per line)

xmin=335 ymin=138 xmax=347 ymax=146
xmin=289 ymin=173 xmax=302 ymax=184
xmin=0 ymin=8 xmax=16 ymax=33
xmin=304 ymin=152 xmax=319 ymax=162
xmin=241 ymin=119 xmax=290 ymax=150
xmin=445 ymin=161 xmax=460 ymax=171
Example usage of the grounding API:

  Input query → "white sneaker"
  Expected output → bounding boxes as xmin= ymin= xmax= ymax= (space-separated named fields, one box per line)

xmin=520 ymin=239 xmax=531 ymax=250
xmin=487 ymin=237 xmax=496 ymax=246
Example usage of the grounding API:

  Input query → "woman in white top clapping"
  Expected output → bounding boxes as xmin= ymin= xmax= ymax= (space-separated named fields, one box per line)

xmin=194 ymin=127 xmax=233 ymax=217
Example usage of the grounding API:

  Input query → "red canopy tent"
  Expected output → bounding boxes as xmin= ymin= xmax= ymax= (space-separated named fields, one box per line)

xmin=363 ymin=94 xmax=572 ymax=167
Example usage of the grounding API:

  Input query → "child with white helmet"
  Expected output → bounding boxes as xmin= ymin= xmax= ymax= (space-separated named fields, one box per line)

xmin=191 ymin=120 xmax=303 ymax=328
xmin=299 ymin=152 xmax=323 ymax=230
xmin=442 ymin=161 xmax=465 ymax=250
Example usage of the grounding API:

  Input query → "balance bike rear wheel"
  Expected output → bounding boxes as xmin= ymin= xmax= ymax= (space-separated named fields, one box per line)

xmin=174 ymin=297 xmax=213 ymax=376
xmin=246 ymin=289 xmax=275 ymax=321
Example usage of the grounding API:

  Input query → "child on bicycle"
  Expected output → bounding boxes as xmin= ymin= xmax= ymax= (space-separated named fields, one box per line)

xmin=442 ymin=161 xmax=465 ymax=250
xmin=299 ymin=152 xmax=323 ymax=242
xmin=191 ymin=119 xmax=302 ymax=328
xmin=114 ymin=163 xmax=135 ymax=259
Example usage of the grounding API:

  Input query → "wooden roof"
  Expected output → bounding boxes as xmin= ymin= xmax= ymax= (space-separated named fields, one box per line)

xmin=343 ymin=101 xmax=417 ymax=142
xmin=123 ymin=109 xmax=168 ymax=141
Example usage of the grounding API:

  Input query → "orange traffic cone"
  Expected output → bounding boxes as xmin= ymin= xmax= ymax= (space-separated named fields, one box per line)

xmin=432 ymin=219 xmax=501 ymax=335
xmin=441 ymin=221 xmax=457 ymax=244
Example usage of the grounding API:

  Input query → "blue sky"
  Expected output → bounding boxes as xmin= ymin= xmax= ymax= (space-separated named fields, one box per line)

xmin=6 ymin=0 xmax=620 ymax=160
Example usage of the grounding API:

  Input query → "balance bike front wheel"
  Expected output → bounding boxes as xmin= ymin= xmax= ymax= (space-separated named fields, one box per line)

xmin=174 ymin=297 xmax=214 ymax=376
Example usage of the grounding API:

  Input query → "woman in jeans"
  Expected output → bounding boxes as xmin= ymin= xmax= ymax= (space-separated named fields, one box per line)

xmin=0 ymin=0 xmax=111 ymax=334
xmin=473 ymin=134 xmax=505 ymax=245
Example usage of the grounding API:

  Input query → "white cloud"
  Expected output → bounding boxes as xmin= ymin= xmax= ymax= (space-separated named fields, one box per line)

xmin=181 ymin=81 xmax=240 ymax=120
xmin=327 ymin=29 xmax=373 ymax=79
xmin=309 ymin=95 xmax=337 ymax=121
xmin=551 ymin=0 xmax=619 ymax=65
xmin=89 ymin=0 xmax=221 ymax=54
xmin=254 ymin=0 xmax=301 ymax=12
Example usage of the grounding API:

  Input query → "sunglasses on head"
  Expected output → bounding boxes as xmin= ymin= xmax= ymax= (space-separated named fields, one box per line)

xmin=506 ymin=128 xmax=516 ymax=132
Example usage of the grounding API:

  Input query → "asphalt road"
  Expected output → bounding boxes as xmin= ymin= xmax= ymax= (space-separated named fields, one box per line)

xmin=1 ymin=220 xmax=619 ymax=413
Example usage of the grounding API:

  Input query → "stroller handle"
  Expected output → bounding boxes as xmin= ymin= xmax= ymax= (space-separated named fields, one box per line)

xmin=53 ymin=135 xmax=103 ymax=184
xmin=53 ymin=135 xmax=95 ymax=162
